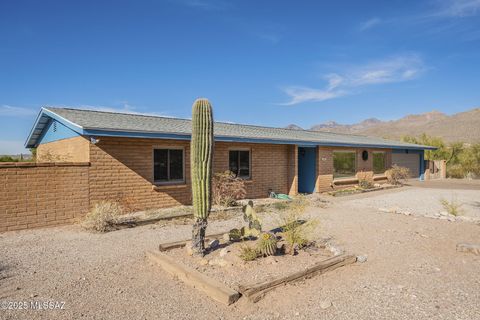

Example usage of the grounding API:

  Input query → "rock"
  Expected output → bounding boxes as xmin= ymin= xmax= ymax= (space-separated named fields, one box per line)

xmin=356 ymin=255 xmax=368 ymax=263
xmin=199 ymin=258 xmax=209 ymax=266
xmin=219 ymin=248 xmax=229 ymax=257
xmin=223 ymin=233 xmax=230 ymax=242
xmin=439 ymin=211 xmax=449 ymax=216
xmin=325 ymin=243 xmax=344 ymax=256
xmin=456 ymin=243 xmax=480 ymax=255
xmin=209 ymin=239 xmax=220 ymax=249
xmin=378 ymin=208 xmax=389 ymax=213
xmin=320 ymin=299 xmax=332 ymax=309
xmin=208 ymin=258 xmax=229 ymax=267
xmin=185 ymin=242 xmax=193 ymax=256
xmin=402 ymin=211 xmax=412 ymax=216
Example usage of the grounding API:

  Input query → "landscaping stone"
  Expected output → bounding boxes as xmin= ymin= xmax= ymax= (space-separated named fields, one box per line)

xmin=456 ymin=243 xmax=480 ymax=255
xmin=320 ymin=299 xmax=332 ymax=309
xmin=209 ymin=239 xmax=220 ymax=249
xmin=185 ymin=242 xmax=194 ymax=256
xmin=356 ymin=255 xmax=368 ymax=263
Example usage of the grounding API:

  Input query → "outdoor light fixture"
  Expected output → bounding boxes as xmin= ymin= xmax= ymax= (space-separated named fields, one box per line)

xmin=362 ymin=150 xmax=368 ymax=161
xmin=90 ymin=137 xmax=100 ymax=144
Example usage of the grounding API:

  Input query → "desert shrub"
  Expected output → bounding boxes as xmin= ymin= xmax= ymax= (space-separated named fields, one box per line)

xmin=212 ymin=171 xmax=246 ymax=207
xmin=440 ymin=197 xmax=463 ymax=216
xmin=358 ymin=178 xmax=374 ymax=189
xmin=271 ymin=201 xmax=289 ymax=211
xmin=278 ymin=196 xmax=317 ymax=254
xmin=447 ymin=164 xmax=466 ymax=179
xmin=82 ymin=201 xmax=124 ymax=232
xmin=385 ymin=165 xmax=410 ymax=185
xmin=238 ymin=244 xmax=258 ymax=261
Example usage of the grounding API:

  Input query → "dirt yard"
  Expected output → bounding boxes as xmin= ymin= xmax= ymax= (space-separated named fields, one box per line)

xmin=1 ymin=183 xmax=480 ymax=320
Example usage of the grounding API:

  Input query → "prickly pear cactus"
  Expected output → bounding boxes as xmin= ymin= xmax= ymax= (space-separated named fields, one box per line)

xmin=257 ymin=232 xmax=278 ymax=256
xmin=190 ymin=98 xmax=214 ymax=256
xmin=242 ymin=200 xmax=262 ymax=232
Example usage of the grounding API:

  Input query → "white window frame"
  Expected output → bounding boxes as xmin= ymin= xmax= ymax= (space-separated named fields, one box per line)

xmin=228 ymin=148 xmax=252 ymax=180
xmin=153 ymin=146 xmax=185 ymax=185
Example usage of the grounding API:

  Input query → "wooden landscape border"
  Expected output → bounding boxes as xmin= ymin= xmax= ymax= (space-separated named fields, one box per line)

xmin=237 ymin=254 xmax=357 ymax=302
xmin=149 ymin=238 xmax=357 ymax=305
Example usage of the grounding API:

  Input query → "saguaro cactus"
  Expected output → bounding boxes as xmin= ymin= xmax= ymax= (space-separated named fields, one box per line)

xmin=190 ymin=98 xmax=214 ymax=256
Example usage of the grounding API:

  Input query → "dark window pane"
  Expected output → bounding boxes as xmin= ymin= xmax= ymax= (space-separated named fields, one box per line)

xmin=154 ymin=149 xmax=168 ymax=181
xmin=169 ymin=149 xmax=184 ymax=180
xmin=333 ymin=152 xmax=356 ymax=179
xmin=239 ymin=151 xmax=250 ymax=178
xmin=229 ymin=151 xmax=239 ymax=176
xmin=373 ymin=153 xmax=385 ymax=174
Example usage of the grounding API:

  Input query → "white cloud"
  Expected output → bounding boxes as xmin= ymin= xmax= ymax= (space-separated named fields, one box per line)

xmin=280 ymin=54 xmax=425 ymax=105
xmin=432 ymin=0 xmax=480 ymax=17
xmin=359 ymin=17 xmax=382 ymax=31
xmin=0 ymin=105 xmax=37 ymax=117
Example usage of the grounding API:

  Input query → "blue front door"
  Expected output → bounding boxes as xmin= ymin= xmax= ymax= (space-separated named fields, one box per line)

xmin=298 ymin=147 xmax=316 ymax=193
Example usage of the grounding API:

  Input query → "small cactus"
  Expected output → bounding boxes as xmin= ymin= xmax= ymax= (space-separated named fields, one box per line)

xmin=190 ymin=98 xmax=214 ymax=256
xmin=242 ymin=200 xmax=262 ymax=232
xmin=257 ymin=232 xmax=278 ymax=257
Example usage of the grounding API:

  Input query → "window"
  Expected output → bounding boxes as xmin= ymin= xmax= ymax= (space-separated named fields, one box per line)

xmin=373 ymin=152 xmax=386 ymax=174
xmin=229 ymin=150 xmax=250 ymax=179
xmin=153 ymin=148 xmax=184 ymax=183
xmin=333 ymin=151 xmax=356 ymax=179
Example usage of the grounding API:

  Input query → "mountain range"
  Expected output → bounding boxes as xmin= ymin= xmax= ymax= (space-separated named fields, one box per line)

xmin=286 ymin=108 xmax=480 ymax=143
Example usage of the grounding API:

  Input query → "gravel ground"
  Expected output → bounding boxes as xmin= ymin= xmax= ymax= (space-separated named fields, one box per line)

xmin=1 ymin=186 xmax=480 ymax=320
xmin=347 ymin=187 xmax=480 ymax=219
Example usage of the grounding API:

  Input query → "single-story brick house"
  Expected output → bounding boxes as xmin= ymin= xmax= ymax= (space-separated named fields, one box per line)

xmin=25 ymin=107 xmax=435 ymax=211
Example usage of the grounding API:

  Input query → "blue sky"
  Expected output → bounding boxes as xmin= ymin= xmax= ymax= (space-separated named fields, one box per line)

xmin=1 ymin=0 xmax=480 ymax=154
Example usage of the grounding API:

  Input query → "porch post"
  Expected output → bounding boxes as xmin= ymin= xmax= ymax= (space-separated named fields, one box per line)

xmin=287 ymin=145 xmax=298 ymax=196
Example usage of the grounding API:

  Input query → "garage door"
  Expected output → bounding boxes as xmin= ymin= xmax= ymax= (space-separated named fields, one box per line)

xmin=392 ymin=153 xmax=419 ymax=178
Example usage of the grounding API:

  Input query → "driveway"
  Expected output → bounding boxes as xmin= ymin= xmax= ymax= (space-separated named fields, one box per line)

xmin=1 ymin=184 xmax=479 ymax=320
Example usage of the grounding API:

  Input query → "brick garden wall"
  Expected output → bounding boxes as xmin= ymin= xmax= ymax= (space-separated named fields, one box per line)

xmin=0 ymin=162 xmax=89 ymax=232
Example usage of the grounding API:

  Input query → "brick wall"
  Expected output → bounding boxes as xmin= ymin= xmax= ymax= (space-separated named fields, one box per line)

xmin=88 ymin=137 xmax=291 ymax=211
xmin=0 ymin=162 xmax=89 ymax=232
xmin=37 ymin=136 xmax=90 ymax=162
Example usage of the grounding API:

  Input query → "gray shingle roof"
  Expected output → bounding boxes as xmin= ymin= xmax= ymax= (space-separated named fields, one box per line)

xmin=39 ymin=107 xmax=434 ymax=150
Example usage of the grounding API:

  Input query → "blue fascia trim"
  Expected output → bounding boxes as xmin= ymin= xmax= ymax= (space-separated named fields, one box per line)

xmin=24 ymin=109 xmax=47 ymax=148
xmin=25 ymin=108 xmax=85 ymax=148
xmin=42 ymin=108 xmax=84 ymax=133
xmin=83 ymin=129 xmax=433 ymax=150
xmin=38 ymin=119 xmax=80 ymax=144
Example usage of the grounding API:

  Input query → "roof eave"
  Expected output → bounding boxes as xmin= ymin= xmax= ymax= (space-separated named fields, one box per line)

xmin=24 ymin=107 xmax=84 ymax=148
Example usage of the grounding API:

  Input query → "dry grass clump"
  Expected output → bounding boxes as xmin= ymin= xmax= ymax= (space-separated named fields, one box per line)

xmin=277 ymin=195 xmax=318 ymax=254
xmin=82 ymin=201 xmax=124 ymax=232
xmin=385 ymin=165 xmax=410 ymax=185
xmin=440 ymin=197 xmax=463 ymax=216
xmin=238 ymin=244 xmax=258 ymax=261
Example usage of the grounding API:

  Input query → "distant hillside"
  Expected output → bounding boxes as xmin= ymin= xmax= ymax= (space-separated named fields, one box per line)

xmin=286 ymin=108 xmax=480 ymax=143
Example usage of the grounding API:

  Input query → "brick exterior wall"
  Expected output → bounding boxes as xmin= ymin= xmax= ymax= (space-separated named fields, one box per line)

xmin=315 ymin=147 xmax=393 ymax=192
xmin=1 ymin=135 xmax=397 ymax=232
xmin=0 ymin=162 xmax=89 ymax=232
xmin=88 ymin=137 xmax=292 ymax=211
xmin=37 ymin=136 xmax=90 ymax=162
